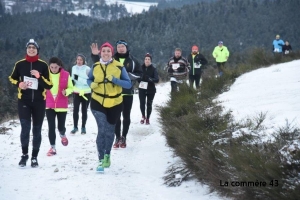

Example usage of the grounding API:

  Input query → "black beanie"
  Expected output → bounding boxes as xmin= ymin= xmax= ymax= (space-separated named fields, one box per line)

xmin=116 ymin=39 xmax=128 ymax=49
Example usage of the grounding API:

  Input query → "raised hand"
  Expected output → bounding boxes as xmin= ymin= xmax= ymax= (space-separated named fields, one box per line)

xmin=90 ymin=43 xmax=100 ymax=55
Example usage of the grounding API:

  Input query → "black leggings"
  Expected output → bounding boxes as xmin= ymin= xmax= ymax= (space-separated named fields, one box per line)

xmin=217 ymin=62 xmax=226 ymax=76
xmin=115 ymin=95 xmax=133 ymax=138
xmin=138 ymin=89 xmax=155 ymax=119
xmin=189 ymin=74 xmax=201 ymax=89
xmin=18 ymin=99 xmax=46 ymax=157
xmin=46 ymin=109 xmax=67 ymax=145
xmin=73 ymin=93 xmax=91 ymax=128
xmin=171 ymin=81 xmax=177 ymax=93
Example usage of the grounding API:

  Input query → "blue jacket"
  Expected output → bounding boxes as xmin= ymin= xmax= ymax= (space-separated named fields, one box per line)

xmin=273 ymin=39 xmax=284 ymax=53
xmin=71 ymin=65 xmax=91 ymax=94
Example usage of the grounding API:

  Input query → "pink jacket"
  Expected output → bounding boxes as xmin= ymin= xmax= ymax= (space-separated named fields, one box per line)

xmin=46 ymin=69 xmax=69 ymax=109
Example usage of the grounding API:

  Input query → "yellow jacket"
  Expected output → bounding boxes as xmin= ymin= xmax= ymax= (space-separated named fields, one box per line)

xmin=91 ymin=60 xmax=123 ymax=108
xmin=212 ymin=46 xmax=230 ymax=62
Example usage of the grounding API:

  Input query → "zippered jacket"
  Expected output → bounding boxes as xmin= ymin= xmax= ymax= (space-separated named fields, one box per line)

xmin=9 ymin=58 xmax=52 ymax=101
xmin=187 ymin=53 xmax=208 ymax=75
xmin=137 ymin=64 xmax=159 ymax=94
xmin=212 ymin=46 xmax=230 ymax=62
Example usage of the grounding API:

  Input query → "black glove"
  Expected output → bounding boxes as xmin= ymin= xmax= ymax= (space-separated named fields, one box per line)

xmin=74 ymin=74 xmax=78 ymax=80
xmin=142 ymin=74 xmax=149 ymax=80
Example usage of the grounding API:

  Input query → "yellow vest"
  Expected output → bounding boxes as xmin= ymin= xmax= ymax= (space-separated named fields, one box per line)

xmin=92 ymin=60 xmax=123 ymax=108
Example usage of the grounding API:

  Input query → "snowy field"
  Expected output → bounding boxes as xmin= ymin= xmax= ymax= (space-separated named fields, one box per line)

xmin=217 ymin=60 xmax=300 ymax=142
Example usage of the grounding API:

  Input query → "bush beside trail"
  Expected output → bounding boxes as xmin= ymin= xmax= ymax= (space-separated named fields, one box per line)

xmin=159 ymin=49 xmax=300 ymax=200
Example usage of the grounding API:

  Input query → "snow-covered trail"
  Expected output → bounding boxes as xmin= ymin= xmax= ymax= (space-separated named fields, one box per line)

xmin=0 ymin=82 xmax=225 ymax=200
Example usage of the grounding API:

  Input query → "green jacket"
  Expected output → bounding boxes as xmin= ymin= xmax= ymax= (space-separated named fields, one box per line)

xmin=212 ymin=46 xmax=230 ymax=63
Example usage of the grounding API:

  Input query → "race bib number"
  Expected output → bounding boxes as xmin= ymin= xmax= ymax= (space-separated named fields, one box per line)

xmin=139 ymin=81 xmax=148 ymax=89
xmin=194 ymin=63 xmax=201 ymax=68
xmin=24 ymin=76 xmax=38 ymax=90
xmin=285 ymin=50 xmax=289 ymax=54
xmin=274 ymin=48 xmax=279 ymax=52
xmin=172 ymin=63 xmax=180 ymax=70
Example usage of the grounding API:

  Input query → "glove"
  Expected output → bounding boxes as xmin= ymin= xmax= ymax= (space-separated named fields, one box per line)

xmin=74 ymin=74 xmax=78 ymax=80
xmin=106 ymin=75 xmax=113 ymax=82
xmin=79 ymin=90 xmax=88 ymax=101
xmin=90 ymin=82 xmax=98 ymax=89
xmin=142 ymin=74 xmax=149 ymax=80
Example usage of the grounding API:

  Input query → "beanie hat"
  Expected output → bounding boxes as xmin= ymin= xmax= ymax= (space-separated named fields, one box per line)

xmin=192 ymin=45 xmax=199 ymax=51
xmin=116 ymin=39 xmax=128 ymax=49
xmin=77 ymin=53 xmax=86 ymax=65
xmin=26 ymin=39 xmax=39 ymax=53
xmin=100 ymin=42 xmax=114 ymax=55
xmin=145 ymin=53 xmax=152 ymax=61
xmin=218 ymin=41 xmax=223 ymax=44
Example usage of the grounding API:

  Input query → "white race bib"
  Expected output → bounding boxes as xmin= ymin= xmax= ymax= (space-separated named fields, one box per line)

xmin=24 ymin=76 xmax=38 ymax=90
xmin=285 ymin=50 xmax=289 ymax=54
xmin=274 ymin=48 xmax=279 ymax=52
xmin=172 ymin=63 xmax=180 ymax=70
xmin=139 ymin=81 xmax=148 ymax=89
xmin=194 ymin=63 xmax=201 ymax=68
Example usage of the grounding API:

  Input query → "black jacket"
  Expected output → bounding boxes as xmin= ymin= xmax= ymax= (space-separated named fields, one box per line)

xmin=282 ymin=45 xmax=292 ymax=53
xmin=8 ymin=58 xmax=52 ymax=101
xmin=137 ymin=64 xmax=159 ymax=94
xmin=187 ymin=53 xmax=208 ymax=75
xmin=91 ymin=51 xmax=142 ymax=95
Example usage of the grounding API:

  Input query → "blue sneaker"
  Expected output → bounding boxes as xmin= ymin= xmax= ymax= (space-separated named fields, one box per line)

xmin=70 ymin=127 xmax=78 ymax=134
xmin=96 ymin=160 xmax=104 ymax=173
xmin=81 ymin=127 xmax=86 ymax=135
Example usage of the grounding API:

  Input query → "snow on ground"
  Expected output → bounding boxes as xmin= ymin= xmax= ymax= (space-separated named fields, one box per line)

xmin=68 ymin=1 xmax=157 ymax=16
xmin=106 ymin=0 xmax=157 ymax=14
xmin=217 ymin=60 xmax=300 ymax=141
xmin=0 ymin=82 xmax=226 ymax=200
xmin=68 ymin=9 xmax=90 ymax=16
